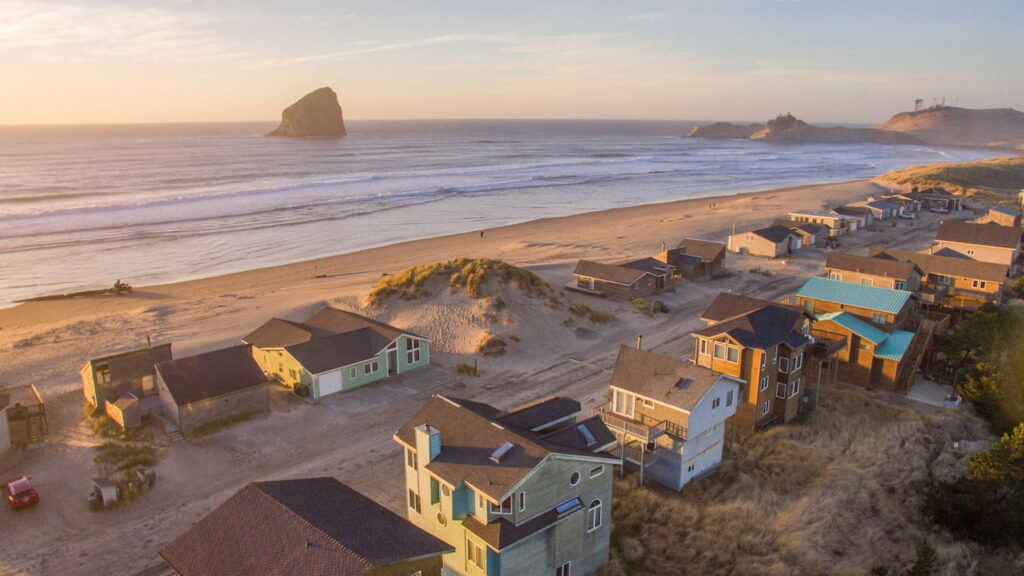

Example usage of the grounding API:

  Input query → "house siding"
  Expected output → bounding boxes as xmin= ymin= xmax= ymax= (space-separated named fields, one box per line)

xmin=727 ymin=233 xmax=794 ymax=258
xmin=795 ymin=296 xmax=911 ymax=332
xmin=824 ymin=268 xmax=921 ymax=292
xmin=156 ymin=372 xmax=269 ymax=436
xmin=367 ymin=556 xmax=445 ymax=576
xmin=934 ymin=241 xmax=1018 ymax=267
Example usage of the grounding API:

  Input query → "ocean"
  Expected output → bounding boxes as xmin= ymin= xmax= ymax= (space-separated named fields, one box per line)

xmin=0 ymin=120 xmax=998 ymax=306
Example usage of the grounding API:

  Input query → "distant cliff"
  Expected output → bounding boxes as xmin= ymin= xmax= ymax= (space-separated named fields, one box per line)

xmin=687 ymin=113 xmax=921 ymax=145
xmin=876 ymin=106 xmax=1024 ymax=151
xmin=872 ymin=156 xmax=1024 ymax=198
xmin=267 ymin=87 xmax=347 ymax=138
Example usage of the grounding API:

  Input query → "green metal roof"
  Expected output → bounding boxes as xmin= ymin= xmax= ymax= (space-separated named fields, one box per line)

xmin=797 ymin=277 xmax=911 ymax=314
xmin=875 ymin=330 xmax=915 ymax=361
xmin=815 ymin=312 xmax=888 ymax=344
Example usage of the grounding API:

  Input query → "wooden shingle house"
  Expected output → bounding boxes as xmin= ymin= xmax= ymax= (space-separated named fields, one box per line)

xmin=824 ymin=252 xmax=923 ymax=292
xmin=160 ymin=477 xmax=454 ymax=576
xmin=663 ymin=238 xmax=727 ymax=279
xmin=596 ymin=345 xmax=741 ymax=490
xmin=571 ymin=258 xmax=675 ymax=300
xmin=80 ymin=343 xmax=173 ymax=429
xmin=793 ymin=277 xmax=915 ymax=331
xmin=726 ymin=225 xmax=801 ymax=258
xmin=932 ymin=220 xmax=1021 ymax=268
xmin=870 ymin=248 xmax=1009 ymax=309
xmin=395 ymin=394 xmax=618 ymax=576
xmin=244 ymin=307 xmax=429 ymax=402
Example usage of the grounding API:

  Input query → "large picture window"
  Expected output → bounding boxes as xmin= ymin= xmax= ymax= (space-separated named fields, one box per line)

xmin=587 ymin=500 xmax=602 ymax=532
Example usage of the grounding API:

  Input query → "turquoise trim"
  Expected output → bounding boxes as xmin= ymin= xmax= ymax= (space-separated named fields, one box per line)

xmin=797 ymin=277 xmax=910 ymax=314
xmin=816 ymin=312 xmax=888 ymax=344
xmin=876 ymin=330 xmax=915 ymax=361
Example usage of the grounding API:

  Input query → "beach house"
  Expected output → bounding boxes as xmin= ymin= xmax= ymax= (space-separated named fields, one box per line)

xmin=809 ymin=312 xmax=919 ymax=392
xmin=160 ymin=477 xmax=454 ymax=576
xmin=595 ymin=345 xmax=741 ymax=490
xmin=691 ymin=293 xmax=812 ymax=431
xmin=726 ymin=225 xmax=801 ymax=258
xmin=824 ymin=252 xmax=923 ymax=292
xmin=657 ymin=238 xmax=727 ymax=279
xmin=792 ymin=277 xmax=915 ymax=331
xmin=974 ymin=206 xmax=1022 ymax=228
xmin=80 ymin=343 xmax=173 ymax=429
xmin=908 ymin=188 xmax=964 ymax=212
xmin=788 ymin=211 xmax=853 ymax=235
xmin=932 ymin=220 xmax=1021 ymax=267
xmin=571 ymin=258 xmax=675 ymax=300
xmin=852 ymin=199 xmax=901 ymax=220
xmin=871 ymin=248 xmax=1009 ymax=309
xmin=772 ymin=219 xmax=826 ymax=246
xmin=154 ymin=345 xmax=271 ymax=437
xmin=394 ymin=394 xmax=618 ymax=576
xmin=832 ymin=205 xmax=874 ymax=228
xmin=244 ymin=307 xmax=429 ymax=402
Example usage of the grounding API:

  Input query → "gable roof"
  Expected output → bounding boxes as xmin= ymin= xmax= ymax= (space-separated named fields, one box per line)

xmin=619 ymin=257 xmax=675 ymax=276
xmin=243 ymin=318 xmax=323 ymax=349
xmin=790 ymin=210 xmax=844 ymax=219
xmin=286 ymin=327 xmax=392 ymax=374
xmin=833 ymin=205 xmax=872 ymax=217
xmin=82 ymin=343 xmax=173 ymax=383
xmin=862 ymin=200 xmax=898 ymax=211
xmin=573 ymin=260 xmax=648 ymax=285
xmin=748 ymin=224 xmax=797 ymax=244
xmin=693 ymin=302 xmax=810 ymax=350
xmin=155 ymin=345 xmax=269 ymax=406
xmin=160 ymin=478 xmax=453 ymax=576
xmin=991 ymin=206 xmax=1021 ymax=217
xmin=870 ymin=249 xmax=1008 ymax=283
xmin=395 ymin=395 xmax=615 ymax=502
xmin=935 ymin=220 xmax=1022 ymax=249
xmin=700 ymin=292 xmax=775 ymax=324
xmin=676 ymin=238 xmax=727 ymax=262
xmin=795 ymin=277 xmax=911 ymax=314
xmin=815 ymin=312 xmax=914 ymax=361
xmin=496 ymin=397 xmax=580 ymax=432
xmin=825 ymin=252 xmax=920 ymax=280
xmin=610 ymin=345 xmax=734 ymax=412
xmin=772 ymin=219 xmax=825 ymax=236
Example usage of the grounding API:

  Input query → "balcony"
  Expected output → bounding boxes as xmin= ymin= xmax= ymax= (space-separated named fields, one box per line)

xmin=593 ymin=403 xmax=687 ymax=442
xmin=810 ymin=331 xmax=846 ymax=358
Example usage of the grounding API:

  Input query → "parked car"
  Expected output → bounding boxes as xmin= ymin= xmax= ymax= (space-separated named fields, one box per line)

xmin=825 ymin=237 xmax=841 ymax=249
xmin=4 ymin=476 xmax=39 ymax=510
xmin=930 ymin=208 xmax=949 ymax=214
xmin=898 ymin=213 xmax=916 ymax=220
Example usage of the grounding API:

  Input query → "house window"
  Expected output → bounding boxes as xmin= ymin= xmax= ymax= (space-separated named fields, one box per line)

xmin=364 ymin=361 xmax=379 ymax=375
xmin=687 ymin=463 xmax=696 ymax=473
xmin=761 ymin=401 xmax=771 ymax=416
xmin=727 ymin=347 xmax=739 ymax=363
xmin=407 ymin=448 xmax=418 ymax=470
xmin=569 ymin=472 xmax=581 ymax=486
xmin=349 ymin=368 xmax=356 ymax=379
xmin=407 ymin=338 xmax=422 ymax=364
xmin=557 ymin=562 xmax=572 ymax=576
xmin=489 ymin=496 xmax=512 ymax=515
xmin=288 ymin=369 xmax=297 ymax=380
xmin=802 ymin=322 xmax=810 ymax=336
xmin=967 ymin=249 xmax=975 ymax=256
xmin=778 ymin=357 xmax=790 ymax=374
xmin=467 ymin=539 xmax=484 ymax=569
xmin=772 ymin=346 xmax=778 ymax=364
xmin=612 ymin=389 xmax=635 ymax=418
xmin=895 ymin=280 xmax=906 ymax=290
xmin=760 ymin=352 xmax=766 ymax=370
xmin=590 ymin=465 xmax=604 ymax=478
xmin=973 ymin=280 xmax=987 ymax=289
xmin=699 ymin=338 xmax=708 ymax=355
xmin=793 ymin=352 xmax=803 ymax=371
xmin=790 ymin=378 xmax=801 ymax=398
xmin=803 ymin=301 xmax=814 ymax=313
xmin=641 ymin=397 xmax=655 ymax=409
xmin=587 ymin=500 xmax=602 ymax=532
xmin=430 ymin=478 xmax=440 ymax=505
xmin=829 ymin=272 xmax=842 ymax=281
xmin=871 ymin=313 xmax=886 ymax=325
xmin=408 ymin=490 xmax=421 ymax=514
xmin=861 ymin=278 xmax=873 ymax=286
xmin=518 ymin=492 xmax=526 ymax=512
xmin=933 ymin=274 xmax=952 ymax=286
xmin=711 ymin=397 xmax=721 ymax=409
xmin=759 ymin=376 xmax=769 ymax=392
xmin=713 ymin=342 xmax=727 ymax=360
xmin=776 ymin=382 xmax=787 ymax=399
xmin=96 ymin=364 xmax=111 ymax=384
xmin=726 ymin=390 xmax=734 ymax=407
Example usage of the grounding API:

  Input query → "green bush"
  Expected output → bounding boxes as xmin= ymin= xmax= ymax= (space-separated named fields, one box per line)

xmin=368 ymin=258 xmax=559 ymax=305
xmin=569 ymin=302 xmax=616 ymax=324
xmin=456 ymin=362 xmax=480 ymax=376
xmin=91 ymin=415 xmax=152 ymax=442
xmin=95 ymin=442 xmax=156 ymax=467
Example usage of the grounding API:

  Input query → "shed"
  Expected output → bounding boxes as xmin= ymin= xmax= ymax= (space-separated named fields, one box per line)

xmin=1 ymin=384 xmax=47 ymax=445
xmin=92 ymin=477 xmax=119 ymax=506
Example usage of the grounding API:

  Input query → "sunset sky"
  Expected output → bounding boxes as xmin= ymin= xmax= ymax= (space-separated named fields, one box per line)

xmin=2 ymin=0 xmax=1022 ymax=125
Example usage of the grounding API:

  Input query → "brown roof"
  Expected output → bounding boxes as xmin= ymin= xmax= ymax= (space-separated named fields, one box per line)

xmin=243 ymin=318 xmax=322 ymax=348
xmin=462 ymin=498 xmax=583 ymax=550
xmin=155 ymin=345 xmax=269 ymax=406
xmin=693 ymin=303 xmax=809 ymax=350
xmin=394 ymin=395 xmax=616 ymax=501
xmin=825 ymin=252 xmax=920 ymax=280
xmin=537 ymin=416 xmax=616 ymax=452
xmin=286 ymin=327 xmax=392 ymax=374
xmin=573 ymin=260 xmax=648 ymax=285
xmin=496 ymin=397 xmax=580 ymax=431
xmin=833 ymin=205 xmax=872 ymax=217
xmin=610 ymin=346 xmax=733 ymax=412
xmin=84 ymin=343 xmax=173 ymax=383
xmin=160 ymin=478 xmax=453 ymax=576
xmin=870 ymin=248 xmax=1009 ymax=283
xmin=700 ymin=292 xmax=774 ymax=324
xmin=935 ymin=220 xmax=1022 ymax=249
xmin=749 ymin=225 xmax=797 ymax=244
xmin=676 ymin=238 xmax=727 ymax=262
xmin=303 ymin=307 xmax=412 ymax=342
xmin=772 ymin=219 xmax=825 ymax=236
xmin=618 ymin=257 xmax=675 ymax=276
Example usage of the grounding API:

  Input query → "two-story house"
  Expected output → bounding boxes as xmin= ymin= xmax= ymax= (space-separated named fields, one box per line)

xmin=243 ymin=306 xmax=429 ymax=402
xmin=824 ymin=252 xmax=923 ymax=292
xmin=932 ymin=220 xmax=1021 ymax=268
xmin=595 ymin=345 xmax=741 ymax=491
xmin=691 ymin=293 xmax=812 ymax=431
xmin=788 ymin=211 xmax=854 ymax=236
xmin=793 ymin=277 xmax=915 ymax=331
xmin=870 ymin=248 xmax=1009 ymax=309
xmin=394 ymin=395 xmax=619 ymax=576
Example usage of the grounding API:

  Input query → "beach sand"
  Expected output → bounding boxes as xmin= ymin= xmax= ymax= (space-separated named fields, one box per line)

xmin=0 ymin=179 xmax=956 ymax=575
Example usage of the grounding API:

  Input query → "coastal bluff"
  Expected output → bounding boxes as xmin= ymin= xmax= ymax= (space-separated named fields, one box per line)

xmin=687 ymin=113 xmax=921 ymax=145
xmin=267 ymin=87 xmax=347 ymax=138
xmin=876 ymin=106 xmax=1024 ymax=151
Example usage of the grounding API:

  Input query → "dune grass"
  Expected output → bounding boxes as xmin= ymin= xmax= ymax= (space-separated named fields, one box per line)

xmin=873 ymin=156 xmax=1024 ymax=201
xmin=367 ymin=258 xmax=560 ymax=305
xmin=597 ymin=388 xmax=990 ymax=576
xmin=568 ymin=302 xmax=616 ymax=324
xmin=475 ymin=330 xmax=507 ymax=356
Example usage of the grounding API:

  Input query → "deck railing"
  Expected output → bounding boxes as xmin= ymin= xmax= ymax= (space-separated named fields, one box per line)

xmin=593 ymin=403 xmax=687 ymax=442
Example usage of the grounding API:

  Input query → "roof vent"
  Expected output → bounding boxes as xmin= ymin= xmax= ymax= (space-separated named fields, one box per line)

xmin=577 ymin=424 xmax=597 ymax=447
xmin=674 ymin=378 xmax=693 ymax=390
xmin=489 ymin=441 xmax=515 ymax=463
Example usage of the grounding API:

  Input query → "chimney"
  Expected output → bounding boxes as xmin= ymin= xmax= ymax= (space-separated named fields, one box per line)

xmin=660 ymin=242 xmax=666 ymax=252
xmin=146 ymin=335 xmax=152 ymax=349
xmin=415 ymin=423 xmax=441 ymax=464
xmin=636 ymin=334 xmax=643 ymax=350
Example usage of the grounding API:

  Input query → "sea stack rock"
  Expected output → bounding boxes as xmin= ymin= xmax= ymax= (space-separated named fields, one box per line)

xmin=267 ymin=87 xmax=347 ymax=138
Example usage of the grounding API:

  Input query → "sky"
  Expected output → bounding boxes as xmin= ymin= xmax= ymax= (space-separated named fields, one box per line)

xmin=1 ymin=0 xmax=1022 ymax=125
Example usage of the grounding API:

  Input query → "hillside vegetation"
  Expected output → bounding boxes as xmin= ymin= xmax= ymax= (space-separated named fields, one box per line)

xmin=873 ymin=156 xmax=1024 ymax=202
xmin=876 ymin=106 xmax=1024 ymax=151
xmin=367 ymin=258 xmax=559 ymax=305
xmin=599 ymin=388 xmax=1000 ymax=576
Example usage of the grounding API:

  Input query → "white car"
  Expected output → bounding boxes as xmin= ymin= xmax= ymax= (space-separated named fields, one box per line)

xmin=898 ymin=213 xmax=916 ymax=220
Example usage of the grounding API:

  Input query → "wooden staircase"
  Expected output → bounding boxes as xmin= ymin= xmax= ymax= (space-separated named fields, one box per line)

xmin=895 ymin=321 xmax=939 ymax=394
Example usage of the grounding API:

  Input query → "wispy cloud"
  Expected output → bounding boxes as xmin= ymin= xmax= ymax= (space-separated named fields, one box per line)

xmin=624 ymin=13 xmax=662 ymax=23
xmin=0 ymin=1 xmax=243 ymax=63
xmin=248 ymin=33 xmax=516 ymax=69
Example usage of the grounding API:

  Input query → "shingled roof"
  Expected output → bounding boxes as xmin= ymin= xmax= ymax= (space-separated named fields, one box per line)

xmin=159 ymin=478 xmax=453 ymax=576
xmin=700 ymin=292 xmax=777 ymax=324
xmin=693 ymin=302 xmax=810 ymax=350
xmin=676 ymin=238 xmax=727 ymax=262
xmin=749 ymin=225 xmax=797 ymax=244
xmin=825 ymin=252 xmax=921 ymax=280
xmin=573 ymin=260 xmax=648 ymax=285
xmin=772 ymin=219 xmax=826 ymax=236
xmin=870 ymin=248 xmax=1009 ymax=283
xmin=619 ymin=257 xmax=675 ymax=276
xmin=935 ymin=220 xmax=1022 ymax=249
xmin=155 ymin=345 xmax=269 ymax=406
xmin=610 ymin=345 xmax=736 ymax=412
xmin=394 ymin=395 xmax=616 ymax=502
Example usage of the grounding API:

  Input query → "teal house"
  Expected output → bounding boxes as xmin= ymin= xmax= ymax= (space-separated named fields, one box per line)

xmin=243 ymin=307 xmax=429 ymax=402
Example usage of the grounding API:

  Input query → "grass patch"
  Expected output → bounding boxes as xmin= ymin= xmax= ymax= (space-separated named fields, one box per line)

xmin=475 ymin=331 xmax=507 ymax=356
xmin=95 ymin=442 xmax=156 ymax=469
xmin=456 ymin=362 xmax=481 ymax=376
xmin=873 ymin=156 xmax=1024 ymax=198
xmin=193 ymin=410 xmax=266 ymax=438
xmin=748 ymin=266 xmax=774 ymax=277
xmin=90 ymin=414 xmax=152 ymax=442
xmin=710 ymin=269 xmax=734 ymax=280
xmin=630 ymin=298 xmax=654 ymax=317
xmin=569 ymin=302 xmax=616 ymax=324
xmin=368 ymin=258 xmax=560 ymax=305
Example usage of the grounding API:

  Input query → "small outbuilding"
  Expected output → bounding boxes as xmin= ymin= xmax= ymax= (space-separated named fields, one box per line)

xmin=1 ymin=384 xmax=47 ymax=445
xmin=666 ymin=238 xmax=727 ymax=279
xmin=727 ymin=225 xmax=802 ymax=258
xmin=91 ymin=477 xmax=119 ymax=507
xmin=571 ymin=258 xmax=675 ymax=300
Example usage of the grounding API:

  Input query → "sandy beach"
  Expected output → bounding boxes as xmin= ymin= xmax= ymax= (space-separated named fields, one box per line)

xmin=0 ymin=178 xmax=961 ymax=575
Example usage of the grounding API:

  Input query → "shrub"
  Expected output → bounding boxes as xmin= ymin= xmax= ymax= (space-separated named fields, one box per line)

xmin=569 ymin=302 xmax=616 ymax=324
xmin=193 ymin=410 xmax=265 ymax=437
xmin=456 ymin=362 xmax=480 ymax=376
xmin=91 ymin=415 xmax=152 ymax=442
xmin=95 ymin=442 xmax=156 ymax=468
xmin=748 ymin=266 xmax=774 ymax=277
xmin=475 ymin=331 xmax=507 ymax=356
xmin=368 ymin=258 xmax=559 ymax=305
xmin=630 ymin=298 xmax=654 ymax=317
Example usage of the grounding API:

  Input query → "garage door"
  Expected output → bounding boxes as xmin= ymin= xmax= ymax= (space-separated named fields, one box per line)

xmin=318 ymin=371 xmax=343 ymax=398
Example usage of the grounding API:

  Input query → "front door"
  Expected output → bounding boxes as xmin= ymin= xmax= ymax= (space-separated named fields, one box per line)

xmin=388 ymin=349 xmax=398 ymax=375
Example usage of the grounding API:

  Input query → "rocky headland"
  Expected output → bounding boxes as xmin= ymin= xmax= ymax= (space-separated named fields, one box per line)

xmin=267 ymin=87 xmax=347 ymax=138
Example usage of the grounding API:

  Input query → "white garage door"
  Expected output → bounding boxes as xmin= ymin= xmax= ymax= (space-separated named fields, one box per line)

xmin=318 ymin=371 xmax=343 ymax=398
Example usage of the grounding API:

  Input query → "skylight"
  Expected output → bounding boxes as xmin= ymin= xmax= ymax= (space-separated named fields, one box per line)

xmin=675 ymin=378 xmax=693 ymax=389
xmin=577 ymin=424 xmax=597 ymax=447
xmin=489 ymin=441 xmax=515 ymax=463
xmin=555 ymin=497 xmax=583 ymax=516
